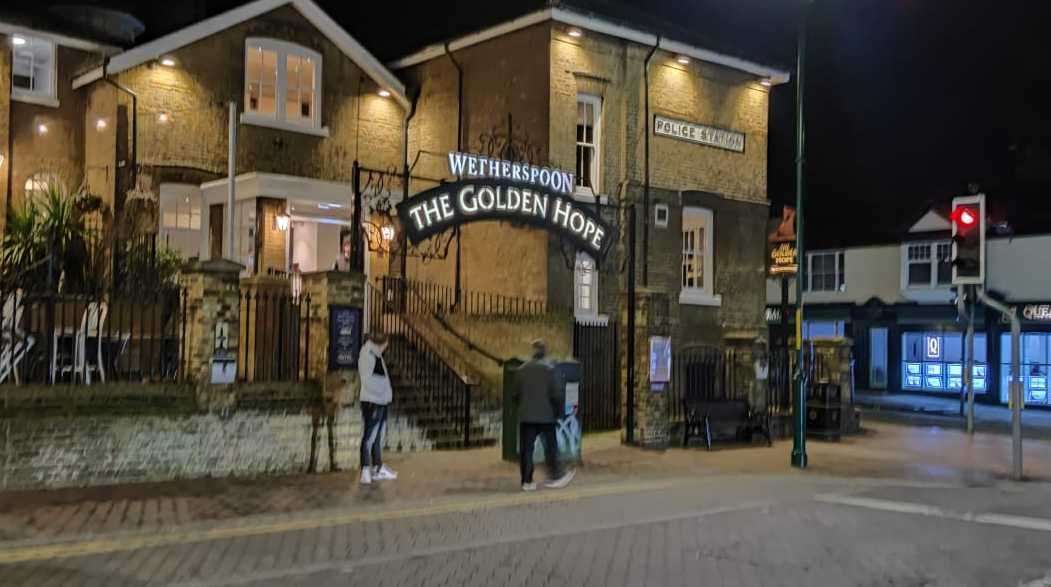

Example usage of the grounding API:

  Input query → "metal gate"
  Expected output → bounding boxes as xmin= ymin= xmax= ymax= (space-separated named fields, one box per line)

xmin=573 ymin=321 xmax=620 ymax=432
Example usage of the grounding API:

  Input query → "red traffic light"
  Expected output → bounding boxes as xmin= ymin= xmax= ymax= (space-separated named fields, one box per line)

xmin=951 ymin=206 xmax=978 ymax=228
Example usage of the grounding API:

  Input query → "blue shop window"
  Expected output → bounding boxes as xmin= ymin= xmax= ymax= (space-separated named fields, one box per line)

xmin=905 ymin=375 xmax=922 ymax=388
xmin=948 ymin=364 xmax=962 ymax=377
xmin=925 ymin=363 xmax=942 ymax=376
xmin=902 ymin=332 xmax=987 ymax=394
xmin=906 ymin=363 xmax=922 ymax=375
xmin=925 ymin=376 xmax=944 ymax=389
xmin=948 ymin=377 xmax=963 ymax=390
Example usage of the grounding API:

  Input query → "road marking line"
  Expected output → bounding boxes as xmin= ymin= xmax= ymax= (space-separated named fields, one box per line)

xmin=170 ymin=498 xmax=777 ymax=587
xmin=815 ymin=494 xmax=1051 ymax=534
xmin=1020 ymin=572 xmax=1051 ymax=587
xmin=0 ymin=478 xmax=676 ymax=565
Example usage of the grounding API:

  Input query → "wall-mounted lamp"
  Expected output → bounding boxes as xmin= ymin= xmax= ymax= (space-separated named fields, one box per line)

xmin=158 ymin=112 xmax=170 ymax=123
xmin=95 ymin=118 xmax=108 ymax=130
xmin=676 ymin=55 xmax=690 ymax=65
xmin=567 ymin=27 xmax=583 ymax=38
xmin=760 ymin=78 xmax=772 ymax=87
xmin=275 ymin=214 xmax=291 ymax=232
xmin=160 ymin=56 xmax=176 ymax=67
xmin=12 ymin=36 xmax=26 ymax=46
xmin=37 ymin=123 xmax=48 ymax=135
xmin=380 ymin=225 xmax=395 ymax=242
xmin=377 ymin=89 xmax=391 ymax=98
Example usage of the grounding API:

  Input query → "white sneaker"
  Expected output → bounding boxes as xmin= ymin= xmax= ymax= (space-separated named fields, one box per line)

xmin=521 ymin=482 xmax=537 ymax=492
xmin=359 ymin=467 xmax=372 ymax=485
xmin=544 ymin=469 xmax=576 ymax=489
xmin=373 ymin=465 xmax=398 ymax=480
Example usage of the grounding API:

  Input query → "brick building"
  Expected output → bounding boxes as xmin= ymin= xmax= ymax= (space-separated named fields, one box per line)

xmin=2 ymin=0 xmax=789 ymax=445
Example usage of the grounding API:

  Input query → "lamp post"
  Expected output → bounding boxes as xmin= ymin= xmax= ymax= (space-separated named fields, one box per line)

xmin=791 ymin=0 xmax=813 ymax=469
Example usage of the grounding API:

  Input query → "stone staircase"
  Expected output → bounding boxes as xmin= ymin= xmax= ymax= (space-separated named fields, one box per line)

xmin=386 ymin=333 xmax=501 ymax=450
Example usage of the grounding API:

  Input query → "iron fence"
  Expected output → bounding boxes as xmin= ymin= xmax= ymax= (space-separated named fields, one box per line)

xmin=238 ymin=287 xmax=311 ymax=383
xmin=380 ymin=276 xmax=570 ymax=318
xmin=668 ymin=345 xmax=741 ymax=423
xmin=0 ymin=285 xmax=187 ymax=385
xmin=368 ymin=282 xmax=474 ymax=446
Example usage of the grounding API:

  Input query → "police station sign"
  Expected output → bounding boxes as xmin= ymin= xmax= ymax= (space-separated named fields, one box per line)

xmin=396 ymin=153 xmax=614 ymax=260
xmin=653 ymin=115 xmax=745 ymax=153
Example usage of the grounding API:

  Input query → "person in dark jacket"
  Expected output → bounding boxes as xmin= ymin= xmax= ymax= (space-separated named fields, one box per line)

xmin=512 ymin=339 xmax=575 ymax=491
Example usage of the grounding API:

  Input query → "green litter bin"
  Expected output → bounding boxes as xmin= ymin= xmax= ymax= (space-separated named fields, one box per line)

xmin=502 ymin=358 xmax=582 ymax=466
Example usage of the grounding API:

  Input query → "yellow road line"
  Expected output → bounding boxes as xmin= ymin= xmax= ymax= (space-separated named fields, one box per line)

xmin=0 ymin=478 xmax=676 ymax=565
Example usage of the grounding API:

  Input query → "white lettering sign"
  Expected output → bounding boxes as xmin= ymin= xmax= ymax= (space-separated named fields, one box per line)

xmin=1023 ymin=304 xmax=1051 ymax=321
xmin=447 ymin=152 xmax=575 ymax=195
xmin=653 ymin=115 xmax=745 ymax=153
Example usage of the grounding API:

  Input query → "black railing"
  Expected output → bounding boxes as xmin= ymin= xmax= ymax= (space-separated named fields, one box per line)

xmin=0 ymin=285 xmax=187 ymax=385
xmin=368 ymin=282 xmax=474 ymax=447
xmin=381 ymin=276 xmax=570 ymax=318
xmin=238 ymin=287 xmax=311 ymax=383
xmin=573 ymin=321 xmax=620 ymax=432
xmin=668 ymin=345 xmax=741 ymax=423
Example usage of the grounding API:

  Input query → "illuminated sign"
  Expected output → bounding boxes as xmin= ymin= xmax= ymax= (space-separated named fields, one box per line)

xmin=769 ymin=242 xmax=798 ymax=276
xmin=1023 ymin=304 xmax=1051 ymax=322
xmin=653 ymin=115 xmax=745 ymax=153
xmin=925 ymin=335 xmax=941 ymax=359
xmin=649 ymin=336 xmax=672 ymax=384
xmin=396 ymin=153 xmax=613 ymax=260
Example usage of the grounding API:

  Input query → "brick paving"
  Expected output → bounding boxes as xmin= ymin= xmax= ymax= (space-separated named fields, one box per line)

xmin=4 ymin=422 xmax=1051 ymax=584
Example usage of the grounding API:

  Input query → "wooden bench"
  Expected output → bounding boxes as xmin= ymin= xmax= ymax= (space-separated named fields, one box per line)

xmin=683 ymin=399 xmax=772 ymax=449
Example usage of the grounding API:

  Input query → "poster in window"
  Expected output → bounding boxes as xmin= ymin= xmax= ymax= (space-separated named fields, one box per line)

xmin=328 ymin=305 xmax=362 ymax=370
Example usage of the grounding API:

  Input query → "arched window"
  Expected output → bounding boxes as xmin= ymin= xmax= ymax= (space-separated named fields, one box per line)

xmin=242 ymin=38 xmax=323 ymax=133
xmin=24 ymin=172 xmax=60 ymax=207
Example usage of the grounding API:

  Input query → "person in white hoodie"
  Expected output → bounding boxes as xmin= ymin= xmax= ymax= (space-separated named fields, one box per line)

xmin=358 ymin=332 xmax=397 ymax=485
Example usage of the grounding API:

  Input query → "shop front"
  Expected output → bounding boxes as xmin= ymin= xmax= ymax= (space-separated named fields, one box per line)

xmin=995 ymin=303 xmax=1051 ymax=406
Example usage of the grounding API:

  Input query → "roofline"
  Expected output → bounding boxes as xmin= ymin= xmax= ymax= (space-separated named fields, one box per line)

xmin=69 ymin=0 xmax=410 ymax=110
xmin=0 ymin=20 xmax=122 ymax=54
xmin=388 ymin=7 xmax=792 ymax=85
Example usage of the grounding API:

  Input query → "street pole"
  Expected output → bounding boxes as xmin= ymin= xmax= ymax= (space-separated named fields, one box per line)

xmin=225 ymin=102 xmax=237 ymax=260
xmin=965 ymin=285 xmax=976 ymax=435
xmin=978 ymin=290 xmax=1022 ymax=480
xmin=791 ymin=0 xmax=812 ymax=469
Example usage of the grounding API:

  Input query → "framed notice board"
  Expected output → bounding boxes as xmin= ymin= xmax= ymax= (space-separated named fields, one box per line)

xmin=328 ymin=305 xmax=362 ymax=370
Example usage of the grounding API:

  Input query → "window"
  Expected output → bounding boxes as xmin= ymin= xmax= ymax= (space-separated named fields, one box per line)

xmin=807 ymin=251 xmax=845 ymax=292
xmin=11 ymin=35 xmax=57 ymax=106
xmin=680 ymin=207 xmax=719 ymax=306
xmin=23 ymin=172 xmax=60 ymax=207
xmin=242 ymin=39 xmax=324 ymax=135
xmin=161 ymin=196 xmax=201 ymax=230
xmin=903 ymin=331 xmax=987 ymax=393
xmin=1002 ymin=333 xmax=1051 ymax=405
xmin=904 ymin=241 xmax=951 ymax=288
xmin=654 ymin=203 xmax=669 ymax=228
xmin=575 ymin=95 xmax=601 ymax=194
xmin=574 ymin=252 xmax=597 ymax=318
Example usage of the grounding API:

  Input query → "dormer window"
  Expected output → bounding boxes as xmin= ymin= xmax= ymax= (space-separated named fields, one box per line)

xmin=903 ymin=241 xmax=951 ymax=288
xmin=241 ymin=39 xmax=326 ymax=136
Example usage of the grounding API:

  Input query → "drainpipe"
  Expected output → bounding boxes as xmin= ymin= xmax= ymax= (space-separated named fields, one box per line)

xmin=101 ymin=59 xmax=137 ymax=192
xmin=642 ymin=37 xmax=659 ymax=287
xmin=400 ymin=90 xmax=420 ymax=291
xmin=445 ymin=43 xmax=464 ymax=310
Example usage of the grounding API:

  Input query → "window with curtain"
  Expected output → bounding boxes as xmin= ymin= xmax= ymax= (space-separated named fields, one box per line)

xmin=11 ymin=35 xmax=56 ymax=104
xmin=808 ymin=251 xmax=845 ymax=292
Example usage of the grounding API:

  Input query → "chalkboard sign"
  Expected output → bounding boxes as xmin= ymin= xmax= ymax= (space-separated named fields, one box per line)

xmin=328 ymin=305 xmax=362 ymax=370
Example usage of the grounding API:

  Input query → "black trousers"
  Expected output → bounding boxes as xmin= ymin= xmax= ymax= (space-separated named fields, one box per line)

xmin=360 ymin=402 xmax=388 ymax=469
xmin=519 ymin=422 xmax=562 ymax=484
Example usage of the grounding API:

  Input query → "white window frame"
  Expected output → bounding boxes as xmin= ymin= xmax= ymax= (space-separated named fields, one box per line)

xmin=901 ymin=241 xmax=952 ymax=289
xmin=240 ymin=38 xmax=328 ymax=137
xmin=574 ymin=94 xmax=602 ymax=197
xmin=807 ymin=250 xmax=846 ymax=292
xmin=679 ymin=206 xmax=721 ymax=307
xmin=654 ymin=203 xmax=670 ymax=228
xmin=574 ymin=251 xmax=603 ymax=322
xmin=10 ymin=35 xmax=58 ymax=107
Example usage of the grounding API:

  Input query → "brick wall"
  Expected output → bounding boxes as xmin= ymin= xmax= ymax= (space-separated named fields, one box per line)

xmin=84 ymin=83 xmax=119 ymax=210
xmin=399 ymin=24 xmax=553 ymax=299
xmin=8 ymin=45 xmax=95 ymax=212
xmin=256 ymin=197 xmax=287 ymax=275
xmin=0 ymin=382 xmax=432 ymax=490
xmin=88 ymin=5 xmax=404 ymax=199
xmin=0 ymin=40 xmax=10 ymax=235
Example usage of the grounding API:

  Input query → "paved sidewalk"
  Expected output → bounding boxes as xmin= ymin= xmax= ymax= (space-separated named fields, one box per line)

xmin=4 ymin=421 xmax=1051 ymax=548
xmin=857 ymin=390 xmax=1051 ymax=438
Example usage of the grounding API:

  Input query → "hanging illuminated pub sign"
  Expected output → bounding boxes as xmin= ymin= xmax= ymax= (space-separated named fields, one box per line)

xmin=767 ymin=206 xmax=798 ymax=276
xmin=769 ymin=242 xmax=798 ymax=276
xmin=396 ymin=152 xmax=614 ymax=260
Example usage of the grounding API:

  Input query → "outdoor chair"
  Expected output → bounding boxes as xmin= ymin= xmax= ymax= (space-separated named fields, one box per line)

xmin=0 ymin=290 xmax=35 ymax=384
xmin=51 ymin=301 xmax=108 ymax=384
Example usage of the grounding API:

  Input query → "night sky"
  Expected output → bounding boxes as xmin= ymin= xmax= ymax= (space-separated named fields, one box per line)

xmin=9 ymin=0 xmax=1050 ymax=247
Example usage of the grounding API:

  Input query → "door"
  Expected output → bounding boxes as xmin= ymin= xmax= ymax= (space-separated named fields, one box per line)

xmin=209 ymin=204 xmax=224 ymax=259
xmin=869 ymin=327 xmax=888 ymax=389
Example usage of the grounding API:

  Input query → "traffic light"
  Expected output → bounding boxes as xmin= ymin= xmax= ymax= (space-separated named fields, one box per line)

xmin=951 ymin=194 xmax=985 ymax=285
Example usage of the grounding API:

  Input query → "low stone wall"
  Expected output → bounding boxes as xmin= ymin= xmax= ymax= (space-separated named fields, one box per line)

xmin=0 ymin=383 xmax=432 ymax=491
